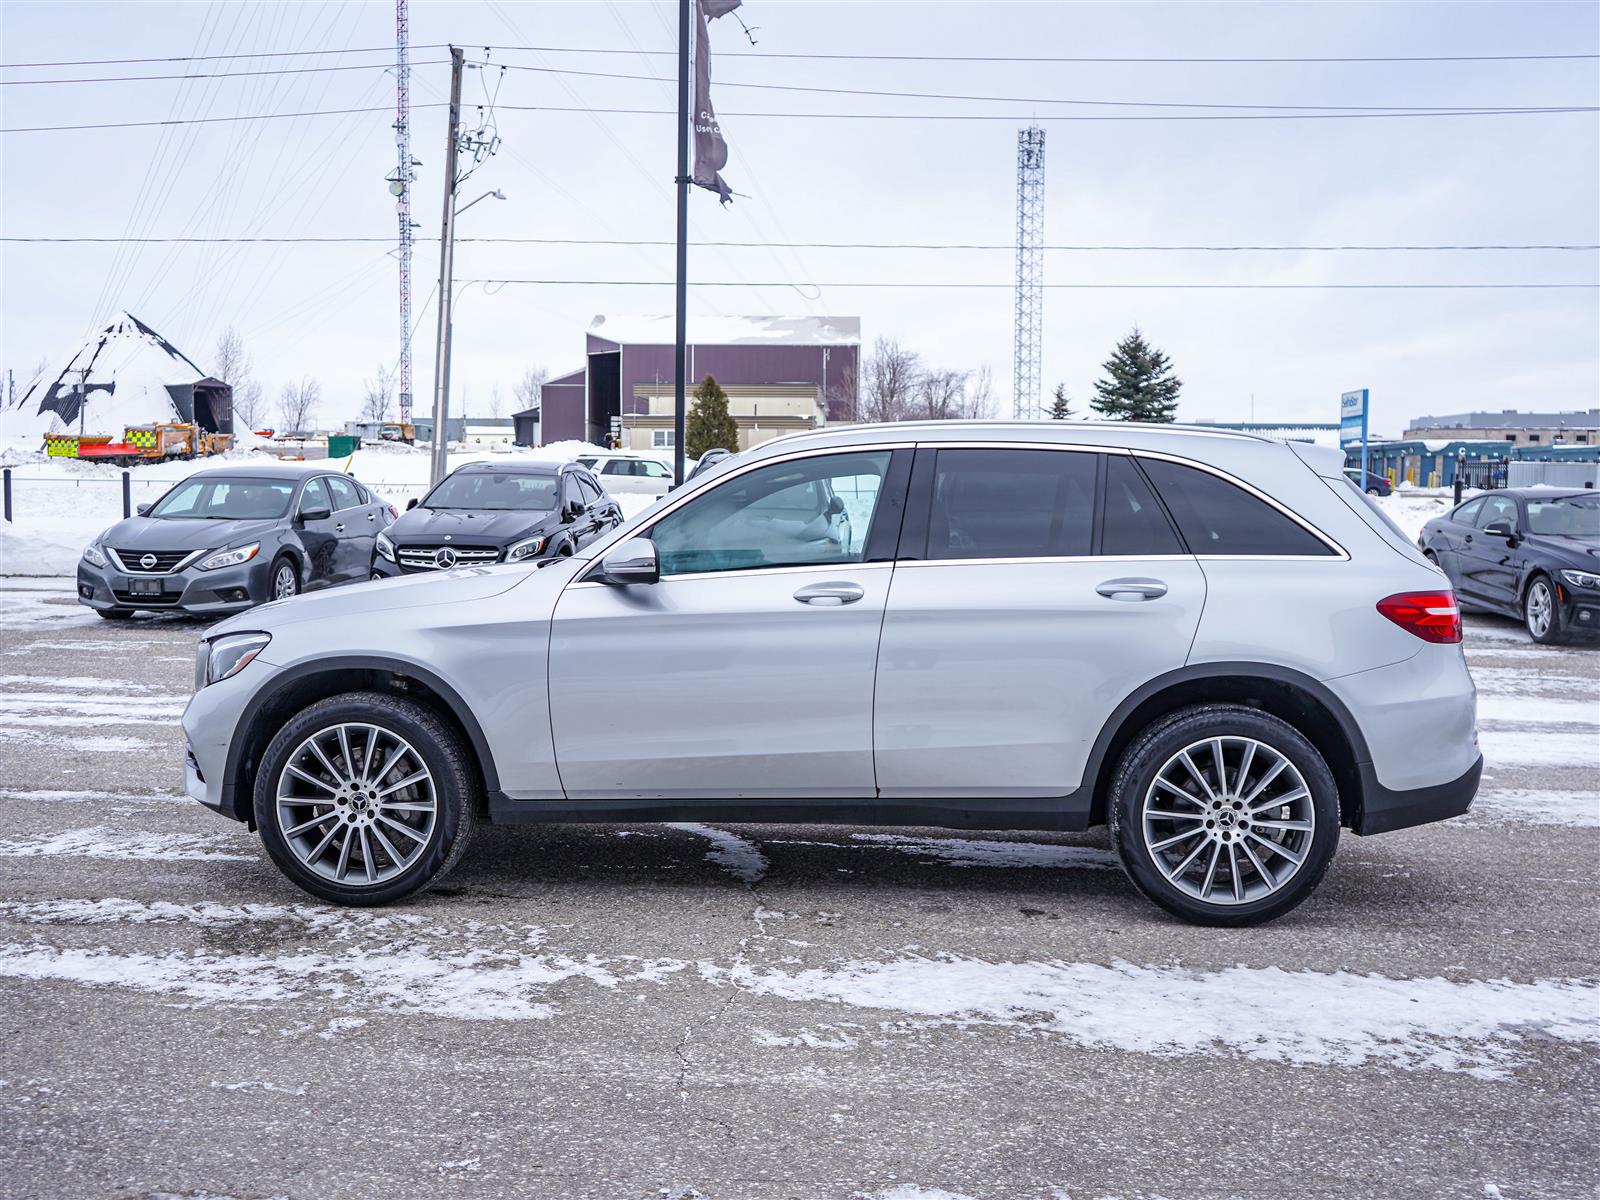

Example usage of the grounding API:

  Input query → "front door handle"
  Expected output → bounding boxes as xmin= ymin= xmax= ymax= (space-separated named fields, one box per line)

xmin=794 ymin=581 xmax=865 ymax=606
xmin=335 ymin=523 xmax=345 ymax=533
xmin=1096 ymin=577 xmax=1168 ymax=601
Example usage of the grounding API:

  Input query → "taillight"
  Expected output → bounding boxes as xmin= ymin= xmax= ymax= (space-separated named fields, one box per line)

xmin=1376 ymin=590 xmax=1462 ymax=644
xmin=386 ymin=504 xmax=398 ymax=519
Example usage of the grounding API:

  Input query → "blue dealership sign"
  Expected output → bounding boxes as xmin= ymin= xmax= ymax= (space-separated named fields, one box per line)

xmin=1341 ymin=388 xmax=1370 ymax=481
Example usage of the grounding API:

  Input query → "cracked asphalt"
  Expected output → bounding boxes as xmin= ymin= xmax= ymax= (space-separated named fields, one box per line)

xmin=1 ymin=579 xmax=1596 ymax=1200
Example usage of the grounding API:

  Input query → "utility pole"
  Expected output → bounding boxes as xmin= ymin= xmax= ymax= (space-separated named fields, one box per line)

xmin=673 ymin=0 xmax=690 ymax=484
xmin=428 ymin=46 xmax=465 ymax=487
xmin=393 ymin=0 xmax=415 ymax=429
xmin=76 ymin=367 xmax=89 ymax=436
xmin=1011 ymin=125 xmax=1046 ymax=420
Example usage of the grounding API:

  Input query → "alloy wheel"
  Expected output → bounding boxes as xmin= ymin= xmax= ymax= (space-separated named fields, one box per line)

xmin=274 ymin=723 xmax=438 ymax=886
xmin=274 ymin=563 xmax=298 ymax=599
xmin=1526 ymin=579 xmax=1552 ymax=639
xmin=1141 ymin=736 xmax=1315 ymax=906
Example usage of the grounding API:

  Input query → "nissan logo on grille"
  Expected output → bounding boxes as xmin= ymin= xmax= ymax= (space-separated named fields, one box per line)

xmin=432 ymin=547 xmax=458 ymax=569
xmin=139 ymin=553 xmax=158 ymax=570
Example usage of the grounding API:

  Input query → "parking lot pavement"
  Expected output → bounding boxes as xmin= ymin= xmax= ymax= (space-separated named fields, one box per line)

xmin=1 ymin=579 xmax=1595 ymax=1200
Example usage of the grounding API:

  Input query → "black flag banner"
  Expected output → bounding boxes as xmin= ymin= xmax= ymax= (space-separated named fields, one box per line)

xmin=691 ymin=0 xmax=742 ymax=204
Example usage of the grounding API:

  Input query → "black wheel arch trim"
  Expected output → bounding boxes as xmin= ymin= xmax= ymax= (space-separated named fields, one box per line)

xmin=219 ymin=654 xmax=501 ymax=822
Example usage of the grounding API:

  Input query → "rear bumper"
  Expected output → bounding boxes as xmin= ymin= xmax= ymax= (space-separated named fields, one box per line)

xmin=1354 ymin=754 xmax=1481 ymax=835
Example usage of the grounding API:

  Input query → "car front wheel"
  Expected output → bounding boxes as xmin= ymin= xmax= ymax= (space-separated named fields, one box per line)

xmin=254 ymin=692 xmax=477 ymax=905
xmin=1524 ymin=574 xmax=1565 ymax=644
xmin=1108 ymin=704 xmax=1340 ymax=927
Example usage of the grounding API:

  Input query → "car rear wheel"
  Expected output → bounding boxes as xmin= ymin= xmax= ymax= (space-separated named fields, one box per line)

xmin=254 ymin=692 xmax=477 ymax=905
xmin=1108 ymin=704 xmax=1340 ymax=927
xmin=1524 ymin=574 xmax=1565 ymax=644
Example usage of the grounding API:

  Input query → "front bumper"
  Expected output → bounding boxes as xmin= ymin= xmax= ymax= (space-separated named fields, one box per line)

xmin=1354 ymin=754 xmax=1482 ymax=835
xmin=77 ymin=557 xmax=267 ymax=616
xmin=182 ymin=658 xmax=280 ymax=821
xmin=1556 ymin=582 xmax=1600 ymax=638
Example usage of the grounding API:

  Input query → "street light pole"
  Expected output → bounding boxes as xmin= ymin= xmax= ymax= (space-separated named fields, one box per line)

xmin=428 ymin=46 xmax=465 ymax=488
xmin=672 ymin=0 xmax=690 ymax=485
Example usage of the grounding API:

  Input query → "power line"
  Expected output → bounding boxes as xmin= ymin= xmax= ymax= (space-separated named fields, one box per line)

xmin=11 ymin=101 xmax=1596 ymax=135
xmin=6 ymin=44 xmax=1594 ymax=69
xmin=457 ymin=278 xmax=1598 ymax=290
xmin=7 ymin=236 xmax=1595 ymax=252
xmin=0 ymin=60 xmax=448 ymax=86
xmin=485 ymin=60 xmax=1594 ymax=114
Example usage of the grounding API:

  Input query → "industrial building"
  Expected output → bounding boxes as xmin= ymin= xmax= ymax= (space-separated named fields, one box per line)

xmin=1405 ymin=409 xmax=1598 ymax=447
xmin=530 ymin=315 xmax=861 ymax=450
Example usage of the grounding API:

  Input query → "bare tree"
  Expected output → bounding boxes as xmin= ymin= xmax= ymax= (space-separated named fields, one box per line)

xmin=214 ymin=327 xmax=267 ymax=429
xmin=233 ymin=380 xmax=267 ymax=430
xmin=361 ymin=364 xmax=394 ymax=424
xmin=911 ymin=370 xmax=976 ymax=421
xmin=278 ymin=377 xmax=321 ymax=434
xmin=512 ymin=366 xmax=547 ymax=412
xmin=966 ymin=365 xmax=996 ymax=419
xmin=487 ymin=383 xmax=505 ymax=419
xmin=862 ymin=337 xmax=921 ymax=423
xmin=824 ymin=370 xmax=859 ymax=424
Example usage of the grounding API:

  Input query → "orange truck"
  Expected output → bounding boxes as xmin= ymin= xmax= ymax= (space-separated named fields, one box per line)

xmin=43 ymin=422 xmax=233 ymax=465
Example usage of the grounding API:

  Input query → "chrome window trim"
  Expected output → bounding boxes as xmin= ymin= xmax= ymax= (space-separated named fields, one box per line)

xmin=567 ymin=560 xmax=894 ymax=589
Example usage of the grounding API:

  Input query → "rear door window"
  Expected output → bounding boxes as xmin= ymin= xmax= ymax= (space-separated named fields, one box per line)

xmin=926 ymin=448 xmax=1096 ymax=559
xmin=1101 ymin=456 xmax=1183 ymax=556
xmin=324 ymin=476 xmax=361 ymax=511
xmin=1140 ymin=458 xmax=1335 ymax=557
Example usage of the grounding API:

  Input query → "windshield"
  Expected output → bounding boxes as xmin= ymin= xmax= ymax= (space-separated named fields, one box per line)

xmin=422 ymin=472 xmax=558 ymax=511
xmin=1525 ymin=494 xmax=1600 ymax=538
xmin=147 ymin=477 xmax=294 ymax=520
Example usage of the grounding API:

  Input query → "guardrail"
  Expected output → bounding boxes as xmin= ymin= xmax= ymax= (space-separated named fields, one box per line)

xmin=1 ymin=467 xmax=193 ymax=524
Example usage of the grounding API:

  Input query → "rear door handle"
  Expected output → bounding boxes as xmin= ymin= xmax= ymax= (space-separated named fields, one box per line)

xmin=1096 ymin=577 xmax=1168 ymax=601
xmin=366 ymin=511 xmax=376 ymax=522
xmin=794 ymin=581 xmax=865 ymax=606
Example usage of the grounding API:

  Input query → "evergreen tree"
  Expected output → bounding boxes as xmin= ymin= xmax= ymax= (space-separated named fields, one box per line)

xmin=1047 ymin=382 xmax=1075 ymax=420
xmin=685 ymin=374 xmax=739 ymax=459
xmin=1090 ymin=328 xmax=1182 ymax=422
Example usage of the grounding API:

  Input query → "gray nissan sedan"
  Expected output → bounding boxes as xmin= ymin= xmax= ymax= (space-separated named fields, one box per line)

xmin=77 ymin=463 xmax=393 ymax=619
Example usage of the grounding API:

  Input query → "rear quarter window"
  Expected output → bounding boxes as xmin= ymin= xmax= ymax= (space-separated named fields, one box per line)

xmin=1140 ymin=458 xmax=1335 ymax=557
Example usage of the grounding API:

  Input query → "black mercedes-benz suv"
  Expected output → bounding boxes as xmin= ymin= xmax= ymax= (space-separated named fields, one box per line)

xmin=372 ymin=460 xmax=623 ymax=577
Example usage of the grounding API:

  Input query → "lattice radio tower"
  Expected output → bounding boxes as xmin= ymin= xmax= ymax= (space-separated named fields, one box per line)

xmin=390 ymin=0 xmax=416 ymax=425
xmin=1011 ymin=125 xmax=1046 ymax=420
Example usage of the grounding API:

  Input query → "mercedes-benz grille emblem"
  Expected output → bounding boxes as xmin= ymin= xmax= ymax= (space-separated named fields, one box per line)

xmin=433 ymin=547 xmax=458 ymax=569
xmin=139 ymin=553 xmax=158 ymax=570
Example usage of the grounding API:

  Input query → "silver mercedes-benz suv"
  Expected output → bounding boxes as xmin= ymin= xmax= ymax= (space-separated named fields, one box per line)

xmin=182 ymin=422 xmax=1480 ymax=925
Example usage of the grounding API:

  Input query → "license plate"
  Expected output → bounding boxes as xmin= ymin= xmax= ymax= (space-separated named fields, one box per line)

xmin=128 ymin=578 xmax=163 ymax=595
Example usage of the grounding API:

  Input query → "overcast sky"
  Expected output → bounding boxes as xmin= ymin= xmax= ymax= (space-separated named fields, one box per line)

xmin=2 ymin=0 xmax=1596 ymax=436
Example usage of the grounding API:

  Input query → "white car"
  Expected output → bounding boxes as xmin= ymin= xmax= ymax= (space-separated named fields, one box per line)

xmin=572 ymin=453 xmax=676 ymax=496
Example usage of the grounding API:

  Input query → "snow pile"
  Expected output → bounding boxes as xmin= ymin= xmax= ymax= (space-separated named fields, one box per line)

xmin=0 ymin=312 xmax=211 ymax=440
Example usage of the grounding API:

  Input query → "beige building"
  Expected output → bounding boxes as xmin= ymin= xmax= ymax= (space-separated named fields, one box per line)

xmin=1405 ymin=409 xmax=1598 ymax=447
xmin=621 ymin=382 xmax=827 ymax=453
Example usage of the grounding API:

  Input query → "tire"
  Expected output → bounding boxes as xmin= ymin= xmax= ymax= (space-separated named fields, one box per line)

xmin=96 ymin=607 xmax=136 ymax=620
xmin=270 ymin=557 xmax=299 ymax=601
xmin=253 ymin=691 xmax=478 ymax=905
xmin=1108 ymin=704 xmax=1341 ymax=927
xmin=1524 ymin=574 xmax=1565 ymax=644
xmin=1367 ymin=486 xmax=1383 ymax=496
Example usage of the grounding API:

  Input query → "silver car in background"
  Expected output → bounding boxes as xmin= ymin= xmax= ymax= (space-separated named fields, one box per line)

xmin=182 ymin=422 xmax=1480 ymax=926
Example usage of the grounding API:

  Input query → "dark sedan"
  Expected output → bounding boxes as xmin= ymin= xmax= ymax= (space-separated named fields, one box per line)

xmin=371 ymin=460 xmax=622 ymax=577
xmin=1344 ymin=467 xmax=1393 ymax=497
xmin=77 ymin=464 xmax=394 ymax=619
xmin=1419 ymin=487 xmax=1600 ymax=643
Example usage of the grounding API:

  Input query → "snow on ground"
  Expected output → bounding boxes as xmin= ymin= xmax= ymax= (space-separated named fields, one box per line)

xmin=0 ymin=437 xmax=658 ymax=576
xmin=848 ymin=833 xmax=1119 ymax=870
xmin=0 ymin=827 xmax=252 ymax=862
xmin=704 ymin=956 xmax=1600 ymax=1079
xmin=668 ymin=822 xmax=771 ymax=884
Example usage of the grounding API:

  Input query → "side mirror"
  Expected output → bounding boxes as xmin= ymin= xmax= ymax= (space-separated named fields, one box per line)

xmin=1483 ymin=519 xmax=1515 ymax=538
xmin=405 ymin=498 xmax=418 ymax=511
xmin=826 ymin=495 xmax=846 ymax=517
xmin=135 ymin=503 xmax=151 ymax=516
xmin=298 ymin=504 xmax=332 ymax=523
xmin=563 ymin=499 xmax=583 ymax=522
xmin=600 ymin=537 xmax=659 ymax=585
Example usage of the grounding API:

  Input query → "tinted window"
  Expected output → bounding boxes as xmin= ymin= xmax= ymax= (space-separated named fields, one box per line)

xmin=1525 ymin=494 xmax=1599 ymax=537
xmin=423 ymin=472 xmax=558 ymax=511
xmin=148 ymin=477 xmax=295 ymax=520
xmin=1453 ymin=498 xmax=1486 ymax=525
xmin=324 ymin=476 xmax=361 ymax=511
xmin=1141 ymin=458 xmax=1334 ymax=556
xmin=576 ymin=475 xmax=603 ymax=505
xmin=298 ymin=478 xmax=332 ymax=516
xmin=602 ymin=460 xmax=632 ymax=476
xmin=1102 ymin=456 xmax=1183 ymax=555
xmin=650 ymin=451 xmax=890 ymax=575
xmin=927 ymin=449 xmax=1095 ymax=560
xmin=1476 ymin=495 xmax=1519 ymax=529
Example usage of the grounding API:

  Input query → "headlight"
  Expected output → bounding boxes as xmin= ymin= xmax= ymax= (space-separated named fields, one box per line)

xmin=1560 ymin=568 xmax=1600 ymax=591
xmin=505 ymin=534 xmax=547 ymax=562
xmin=200 ymin=632 xmax=270 ymax=687
xmin=376 ymin=530 xmax=396 ymax=562
xmin=197 ymin=543 xmax=260 ymax=571
xmin=82 ymin=542 xmax=107 ymax=567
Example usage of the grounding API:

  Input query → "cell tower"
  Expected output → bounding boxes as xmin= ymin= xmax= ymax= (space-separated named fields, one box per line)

xmin=391 ymin=0 xmax=415 ymax=425
xmin=1012 ymin=125 xmax=1046 ymax=420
